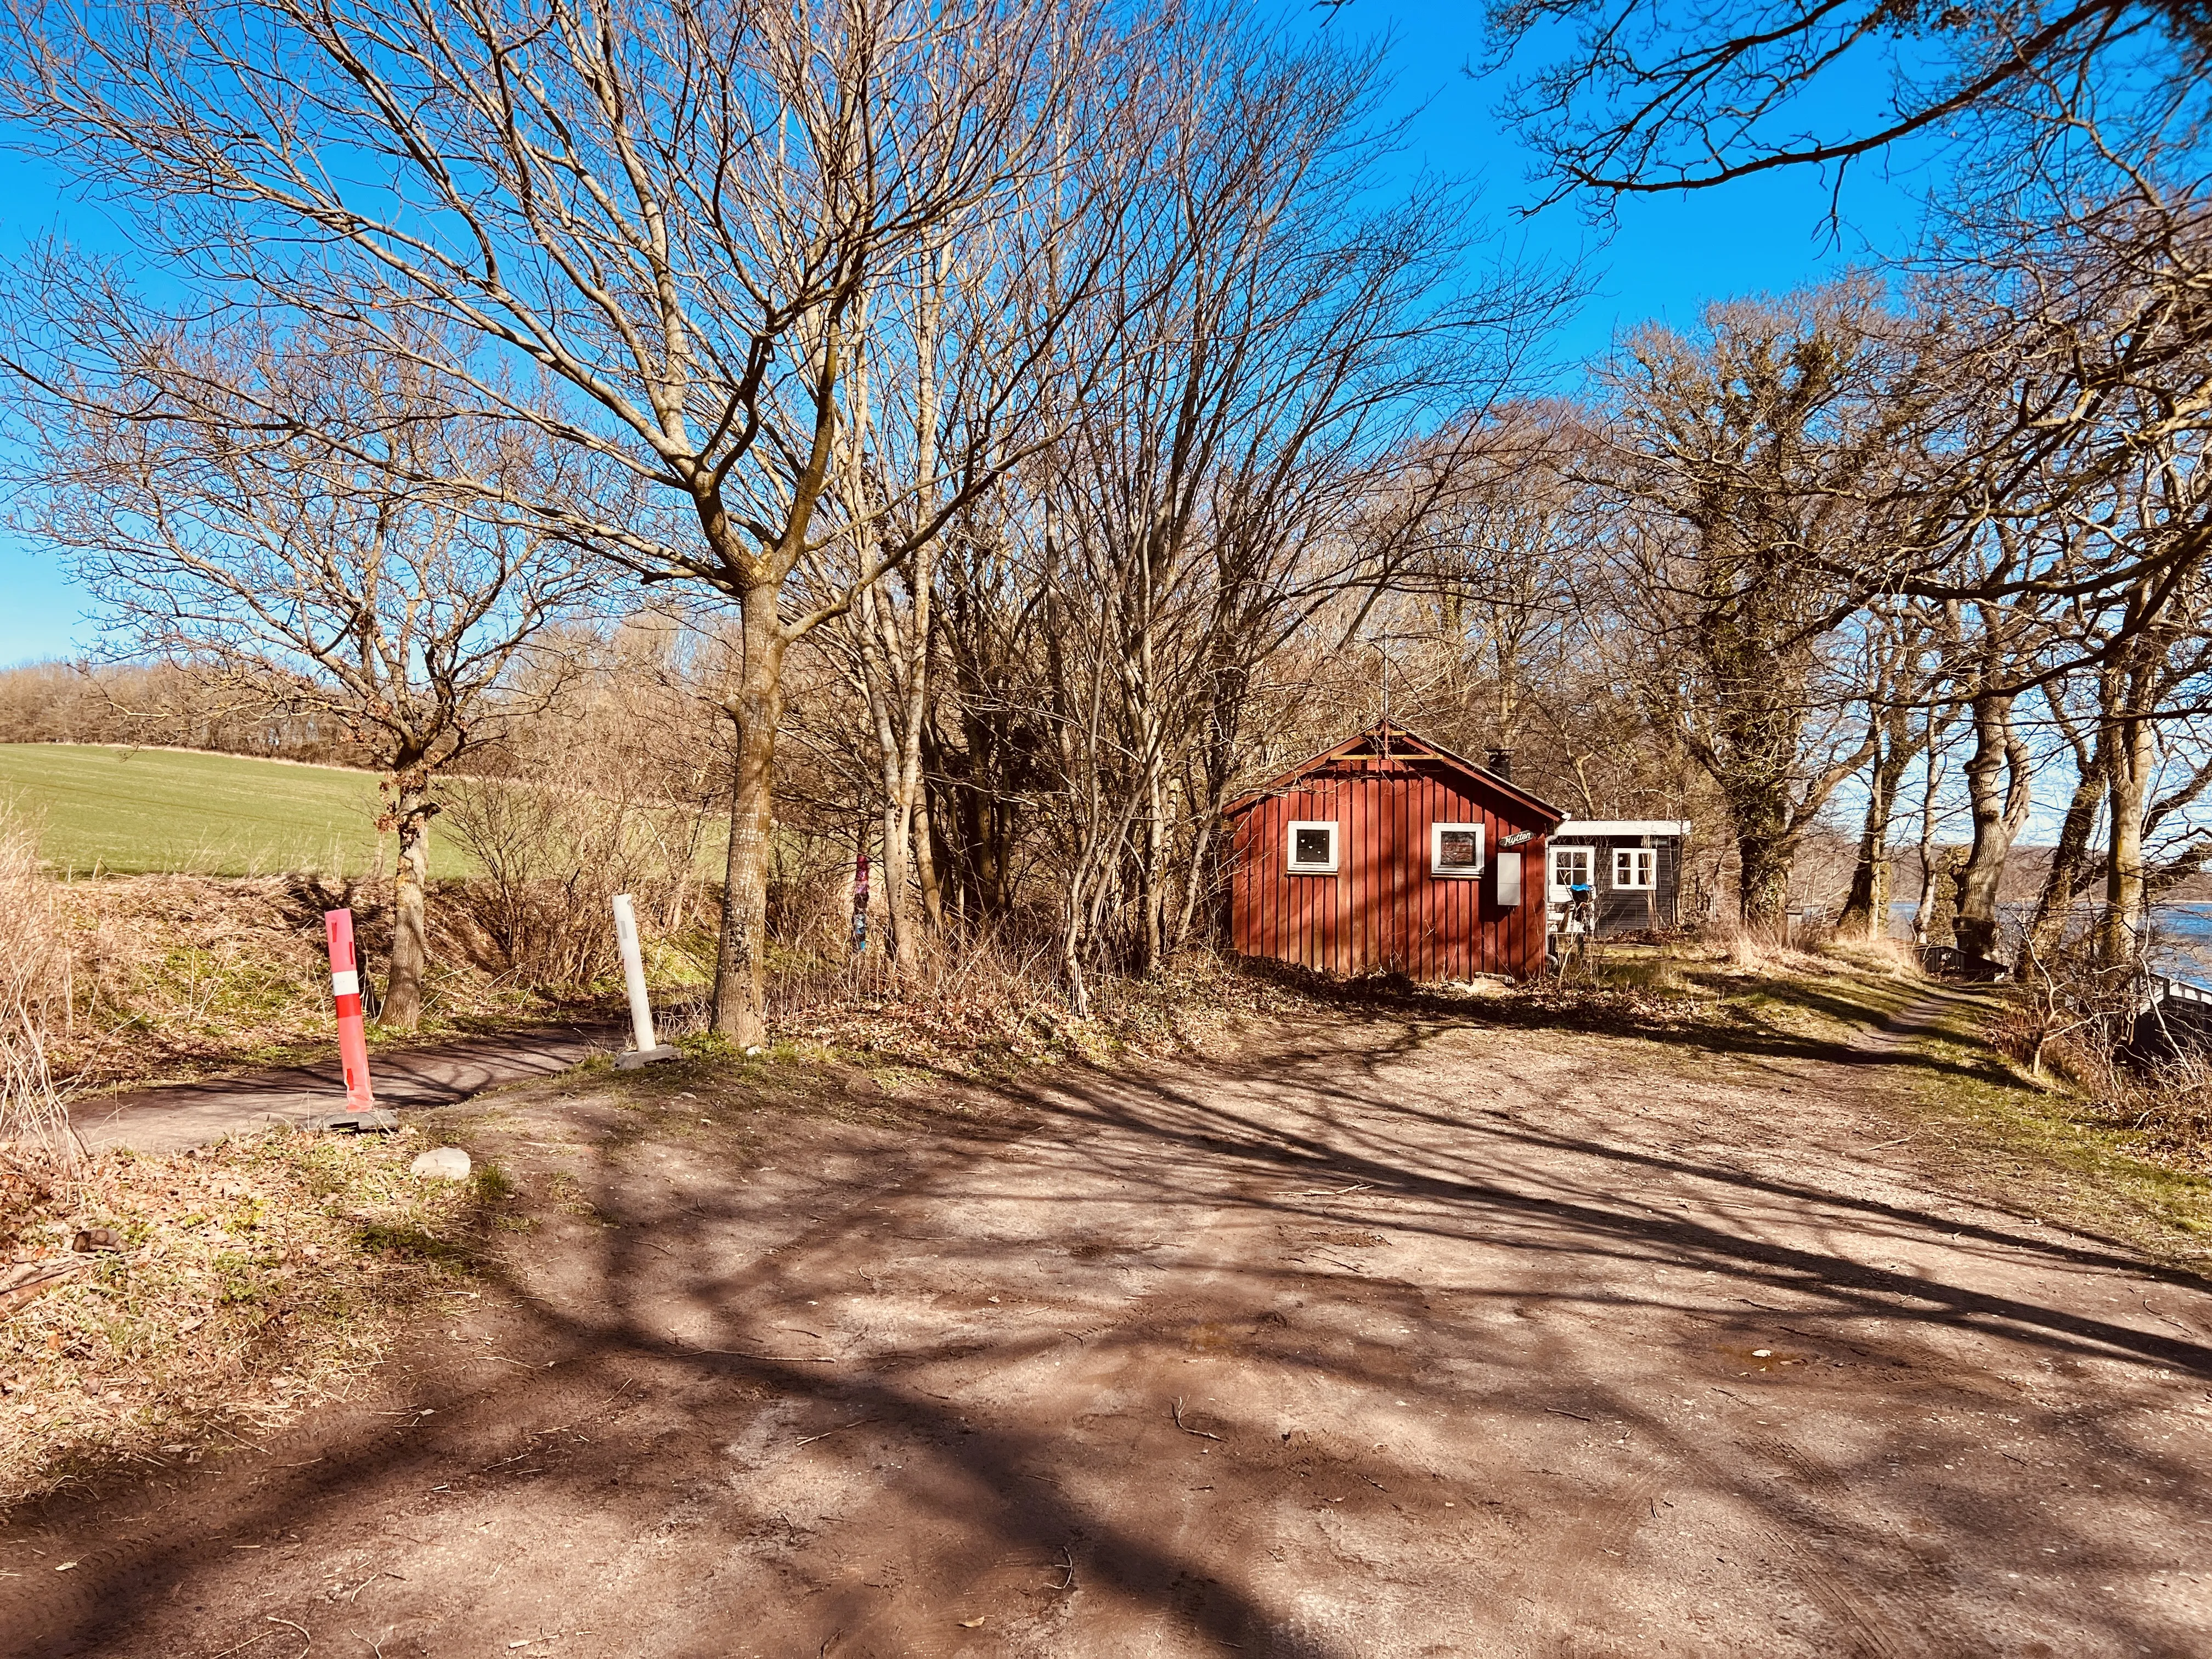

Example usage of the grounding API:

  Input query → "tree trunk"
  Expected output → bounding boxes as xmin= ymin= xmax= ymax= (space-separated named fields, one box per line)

xmin=2028 ymin=727 xmax=2107 ymax=956
xmin=885 ymin=557 xmax=933 ymax=974
xmin=2097 ymin=710 xmax=2154 ymax=966
xmin=1953 ymin=691 xmax=2028 ymax=966
xmin=1701 ymin=663 xmax=1809 ymax=932
xmin=1139 ymin=760 xmax=1166 ymax=974
xmin=383 ymin=770 xmax=433 ymax=1031
xmin=878 ymin=792 xmax=910 ymax=966
xmin=913 ymin=786 xmax=946 ymax=932
xmin=1736 ymin=831 xmax=1794 ymax=931
xmin=1727 ymin=778 xmax=1795 ymax=929
xmin=712 ymin=589 xmax=787 ymax=1046
xmin=1170 ymin=815 xmax=1217 ymax=954
xmin=853 ymin=575 xmax=924 ymax=977
xmin=1907 ymin=704 xmax=1952 ymax=948
xmin=1911 ymin=848 xmax=1952 ymax=947
xmin=875 ymin=250 xmax=941 ymax=978
xmin=1837 ymin=710 xmax=1914 ymax=937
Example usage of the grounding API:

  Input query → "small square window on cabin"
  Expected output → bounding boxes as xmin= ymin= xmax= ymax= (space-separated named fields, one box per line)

xmin=1549 ymin=845 xmax=1593 ymax=898
xmin=1430 ymin=822 xmax=1484 ymax=877
xmin=1286 ymin=820 xmax=1338 ymax=874
xmin=1613 ymin=847 xmax=1656 ymax=889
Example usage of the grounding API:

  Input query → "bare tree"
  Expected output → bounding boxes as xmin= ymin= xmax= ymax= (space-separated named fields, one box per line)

xmin=1836 ymin=601 xmax=1941 ymax=936
xmin=1023 ymin=20 xmax=1560 ymax=995
xmin=1 ymin=0 xmax=1118 ymax=1043
xmin=1907 ymin=702 xmax=1967 ymax=947
xmin=1944 ymin=603 xmax=2041 ymax=968
xmin=803 ymin=48 xmax=1150 ymax=975
xmin=2072 ymin=443 xmax=2212 ymax=962
xmin=1589 ymin=284 xmax=1921 ymax=926
xmin=1483 ymin=0 xmax=2210 ymax=204
xmin=5 ymin=327 xmax=594 ymax=1028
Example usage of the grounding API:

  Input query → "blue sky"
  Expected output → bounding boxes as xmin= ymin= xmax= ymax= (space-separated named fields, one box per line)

xmin=0 ymin=0 xmax=1936 ymax=668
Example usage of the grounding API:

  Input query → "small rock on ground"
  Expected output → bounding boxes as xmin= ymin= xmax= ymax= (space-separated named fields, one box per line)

xmin=410 ymin=1147 xmax=472 ymax=1182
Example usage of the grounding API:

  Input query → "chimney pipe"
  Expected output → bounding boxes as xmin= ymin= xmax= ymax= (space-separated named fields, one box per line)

xmin=1486 ymin=748 xmax=1513 ymax=781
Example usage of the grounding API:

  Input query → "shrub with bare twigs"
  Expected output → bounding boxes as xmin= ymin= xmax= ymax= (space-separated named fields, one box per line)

xmin=1992 ymin=920 xmax=2212 ymax=1169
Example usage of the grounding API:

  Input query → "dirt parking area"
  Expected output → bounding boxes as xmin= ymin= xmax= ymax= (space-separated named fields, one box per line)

xmin=6 ymin=998 xmax=2212 ymax=1657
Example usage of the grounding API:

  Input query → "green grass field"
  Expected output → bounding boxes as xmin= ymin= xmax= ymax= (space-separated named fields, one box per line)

xmin=0 ymin=744 xmax=470 ymax=877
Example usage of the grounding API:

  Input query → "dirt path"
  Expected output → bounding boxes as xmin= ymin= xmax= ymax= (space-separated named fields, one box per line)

xmin=66 ymin=1020 xmax=625 ymax=1154
xmin=8 ymin=1005 xmax=2212 ymax=1656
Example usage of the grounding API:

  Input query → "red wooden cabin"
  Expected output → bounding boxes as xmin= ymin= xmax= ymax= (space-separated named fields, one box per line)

xmin=1224 ymin=723 xmax=1564 ymax=982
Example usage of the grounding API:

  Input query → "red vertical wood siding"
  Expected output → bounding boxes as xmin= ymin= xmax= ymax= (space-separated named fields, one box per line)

xmin=1227 ymin=735 xmax=1555 ymax=982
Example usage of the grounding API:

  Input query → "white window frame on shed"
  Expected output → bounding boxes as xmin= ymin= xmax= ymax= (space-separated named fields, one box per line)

xmin=1285 ymin=819 xmax=1339 ymax=874
xmin=1613 ymin=847 xmax=1656 ymax=889
xmin=1549 ymin=845 xmax=1592 ymax=899
xmin=1429 ymin=822 xmax=1485 ymax=878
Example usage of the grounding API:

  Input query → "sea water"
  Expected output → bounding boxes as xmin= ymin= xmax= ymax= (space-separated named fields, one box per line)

xmin=1884 ymin=899 xmax=2212 ymax=981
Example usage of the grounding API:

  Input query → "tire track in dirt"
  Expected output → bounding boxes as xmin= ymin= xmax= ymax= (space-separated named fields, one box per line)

xmin=1733 ymin=1435 xmax=1922 ymax=1657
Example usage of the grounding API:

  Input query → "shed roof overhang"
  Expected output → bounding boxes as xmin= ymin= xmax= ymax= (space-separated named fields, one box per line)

xmin=1223 ymin=722 xmax=1566 ymax=825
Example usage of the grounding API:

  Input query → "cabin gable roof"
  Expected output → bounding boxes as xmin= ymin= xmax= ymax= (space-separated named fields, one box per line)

xmin=1224 ymin=722 xmax=1565 ymax=824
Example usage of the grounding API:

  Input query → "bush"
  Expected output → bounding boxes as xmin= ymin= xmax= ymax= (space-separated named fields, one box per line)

xmin=1990 ymin=924 xmax=2212 ymax=1170
xmin=442 ymin=756 xmax=714 ymax=990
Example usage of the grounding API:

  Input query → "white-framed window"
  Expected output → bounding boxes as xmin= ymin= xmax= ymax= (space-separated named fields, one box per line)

xmin=1549 ymin=845 xmax=1592 ymax=898
xmin=1613 ymin=847 xmax=1656 ymax=889
xmin=1430 ymin=822 xmax=1485 ymax=877
xmin=1286 ymin=819 xmax=1339 ymax=874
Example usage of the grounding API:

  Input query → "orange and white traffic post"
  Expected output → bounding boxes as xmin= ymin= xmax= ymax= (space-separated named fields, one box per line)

xmin=324 ymin=907 xmax=377 ymax=1110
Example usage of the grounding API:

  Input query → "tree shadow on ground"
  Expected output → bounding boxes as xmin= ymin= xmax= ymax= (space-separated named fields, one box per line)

xmin=1233 ymin=957 xmax=2016 ymax=1091
xmin=7 ymin=1008 xmax=2209 ymax=1657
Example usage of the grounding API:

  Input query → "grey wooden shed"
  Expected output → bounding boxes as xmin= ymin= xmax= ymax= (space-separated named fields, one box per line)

xmin=1545 ymin=820 xmax=1692 ymax=938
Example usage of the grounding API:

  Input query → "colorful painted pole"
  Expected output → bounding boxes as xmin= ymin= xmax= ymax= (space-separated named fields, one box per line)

xmin=323 ymin=908 xmax=376 ymax=1109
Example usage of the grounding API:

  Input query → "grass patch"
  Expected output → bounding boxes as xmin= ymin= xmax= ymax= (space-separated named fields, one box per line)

xmin=1891 ymin=995 xmax=2212 ymax=1271
xmin=1575 ymin=942 xmax=2212 ymax=1267
xmin=1689 ymin=962 xmax=1925 ymax=1043
xmin=0 ymin=743 xmax=485 ymax=878
xmin=1521 ymin=936 xmax=1927 ymax=1054
xmin=0 ymin=1127 xmax=481 ymax=1508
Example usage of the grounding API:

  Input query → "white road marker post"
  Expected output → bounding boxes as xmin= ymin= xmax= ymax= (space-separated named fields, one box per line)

xmin=612 ymin=893 xmax=678 ymax=1069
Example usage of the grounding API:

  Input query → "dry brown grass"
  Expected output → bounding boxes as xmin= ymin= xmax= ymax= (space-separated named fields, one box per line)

xmin=1984 ymin=994 xmax=2212 ymax=1173
xmin=0 ymin=1126 xmax=478 ymax=1508
xmin=1705 ymin=917 xmax=1844 ymax=978
xmin=0 ymin=805 xmax=70 ymax=1158
xmin=685 ymin=934 xmax=1334 ymax=1077
xmin=1566 ymin=923 xmax=1922 ymax=999
xmin=1820 ymin=930 xmax=1925 ymax=979
xmin=732 ymin=932 xmax=1747 ymax=1079
xmin=2114 ymin=1048 xmax=2212 ymax=1169
xmin=44 ymin=873 xmax=607 ymax=1094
